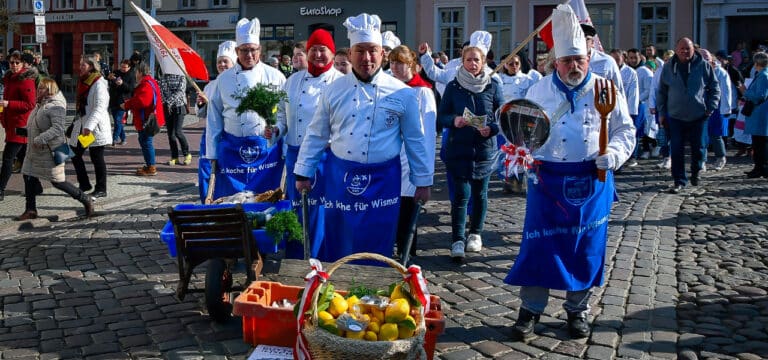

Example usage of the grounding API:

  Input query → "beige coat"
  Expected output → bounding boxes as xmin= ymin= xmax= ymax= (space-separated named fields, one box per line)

xmin=21 ymin=91 xmax=70 ymax=182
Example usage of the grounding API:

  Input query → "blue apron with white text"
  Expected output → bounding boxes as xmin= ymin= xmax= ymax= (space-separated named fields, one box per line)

xmin=198 ymin=129 xmax=212 ymax=202
xmin=285 ymin=144 xmax=327 ymax=259
xmin=213 ymin=132 xmax=284 ymax=199
xmin=505 ymin=161 xmax=615 ymax=291
xmin=319 ymin=153 xmax=401 ymax=263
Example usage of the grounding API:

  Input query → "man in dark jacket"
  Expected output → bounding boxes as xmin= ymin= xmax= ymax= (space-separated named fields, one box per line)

xmin=657 ymin=37 xmax=720 ymax=194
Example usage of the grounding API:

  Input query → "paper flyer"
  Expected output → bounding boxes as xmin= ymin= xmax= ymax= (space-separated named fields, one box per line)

xmin=247 ymin=345 xmax=293 ymax=360
xmin=463 ymin=107 xmax=487 ymax=129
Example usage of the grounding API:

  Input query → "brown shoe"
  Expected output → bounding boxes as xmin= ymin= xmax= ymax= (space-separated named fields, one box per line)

xmin=15 ymin=210 xmax=38 ymax=221
xmin=81 ymin=196 xmax=95 ymax=217
xmin=136 ymin=165 xmax=158 ymax=176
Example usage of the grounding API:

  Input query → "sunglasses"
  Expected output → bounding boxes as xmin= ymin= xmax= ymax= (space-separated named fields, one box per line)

xmin=9 ymin=61 xmax=21 ymax=65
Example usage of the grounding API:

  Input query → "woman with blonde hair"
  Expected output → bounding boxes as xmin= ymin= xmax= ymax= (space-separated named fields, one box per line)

xmin=17 ymin=78 xmax=94 ymax=220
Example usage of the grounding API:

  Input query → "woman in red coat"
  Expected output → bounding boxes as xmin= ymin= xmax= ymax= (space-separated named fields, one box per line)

xmin=121 ymin=62 xmax=165 ymax=176
xmin=0 ymin=52 xmax=37 ymax=200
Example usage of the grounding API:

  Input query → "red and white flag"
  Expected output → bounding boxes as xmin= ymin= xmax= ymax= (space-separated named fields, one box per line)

xmin=130 ymin=1 xmax=209 ymax=81
xmin=539 ymin=0 xmax=603 ymax=52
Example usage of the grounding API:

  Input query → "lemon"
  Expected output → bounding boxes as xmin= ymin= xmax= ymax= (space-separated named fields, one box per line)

xmin=398 ymin=324 xmax=414 ymax=339
xmin=364 ymin=331 xmax=378 ymax=341
xmin=379 ymin=323 xmax=398 ymax=341
xmin=346 ymin=295 xmax=360 ymax=308
xmin=367 ymin=321 xmax=380 ymax=333
xmin=385 ymin=298 xmax=410 ymax=323
xmin=370 ymin=307 xmax=385 ymax=323
xmin=318 ymin=311 xmax=334 ymax=322
xmin=329 ymin=295 xmax=349 ymax=317
xmin=346 ymin=330 xmax=365 ymax=339
xmin=390 ymin=283 xmax=408 ymax=300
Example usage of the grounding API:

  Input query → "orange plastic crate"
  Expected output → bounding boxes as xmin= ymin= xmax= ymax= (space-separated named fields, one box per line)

xmin=233 ymin=281 xmax=445 ymax=359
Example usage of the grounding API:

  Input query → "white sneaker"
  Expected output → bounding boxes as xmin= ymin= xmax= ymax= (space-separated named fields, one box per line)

xmin=466 ymin=234 xmax=482 ymax=252
xmin=639 ymin=151 xmax=650 ymax=160
xmin=627 ymin=159 xmax=638 ymax=167
xmin=700 ymin=163 xmax=707 ymax=173
xmin=657 ymin=157 xmax=671 ymax=169
xmin=450 ymin=241 xmax=465 ymax=258
xmin=714 ymin=157 xmax=727 ymax=171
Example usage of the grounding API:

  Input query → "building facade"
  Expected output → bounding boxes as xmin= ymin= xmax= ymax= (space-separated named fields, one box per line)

xmin=699 ymin=0 xmax=768 ymax=55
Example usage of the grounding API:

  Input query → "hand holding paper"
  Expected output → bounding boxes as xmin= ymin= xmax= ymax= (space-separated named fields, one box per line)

xmin=462 ymin=108 xmax=487 ymax=129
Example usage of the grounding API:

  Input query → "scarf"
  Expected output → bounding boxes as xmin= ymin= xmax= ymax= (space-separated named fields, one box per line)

xmin=406 ymin=72 xmax=432 ymax=89
xmin=76 ymin=72 xmax=101 ymax=117
xmin=456 ymin=66 xmax=490 ymax=93
xmin=552 ymin=70 xmax=592 ymax=113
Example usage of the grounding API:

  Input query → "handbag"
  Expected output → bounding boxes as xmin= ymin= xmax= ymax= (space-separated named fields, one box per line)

xmin=51 ymin=143 xmax=75 ymax=165
xmin=142 ymin=80 xmax=161 ymax=136
xmin=741 ymin=100 xmax=756 ymax=117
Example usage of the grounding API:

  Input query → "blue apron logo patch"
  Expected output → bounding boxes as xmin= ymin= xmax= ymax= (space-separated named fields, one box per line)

xmin=344 ymin=172 xmax=371 ymax=196
xmin=239 ymin=146 xmax=261 ymax=164
xmin=562 ymin=176 xmax=592 ymax=206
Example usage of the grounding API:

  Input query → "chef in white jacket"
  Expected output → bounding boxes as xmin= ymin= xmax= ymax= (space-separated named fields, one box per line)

xmin=294 ymin=13 xmax=433 ymax=262
xmin=204 ymin=17 xmax=286 ymax=199
xmin=581 ymin=24 xmax=625 ymax=97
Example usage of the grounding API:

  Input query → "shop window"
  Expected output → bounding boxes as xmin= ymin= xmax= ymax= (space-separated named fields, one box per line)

xmin=639 ymin=3 xmax=670 ymax=52
xmin=211 ymin=0 xmax=228 ymax=7
xmin=588 ymin=4 xmax=615 ymax=49
xmin=260 ymin=24 xmax=295 ymax=60
xmin=88 ymin=0 xmax=105 ymax=8
xmin=19 ymin=0 xmax=34 ymax=12
xmin=485 ymin=6 xmax=512 ymax=58
xmin=132 ymin=32 xmax=151 ymax=62
xmin=84 ymin=33 xmax=115 ymax=70
xmin=197 ymin=32 xmax=236 ymax=78
xmin=382 ymin=22 xmax=397 ymax=34
xmin=54 ymin=0 xmax=74 ymax=10
xmin=180 ymin=0 xmax=195 ymax=9
xmin=438 ymin=7 xmax=464 ymax=59
xmin=20 ymin=35 xmax=42 ymax=55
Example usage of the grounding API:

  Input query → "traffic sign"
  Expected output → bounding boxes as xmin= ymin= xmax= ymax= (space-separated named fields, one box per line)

xmin=34 ymin=15 xmax=46 ymax=26
xmin=35 ymin=25 xmax=46 ymax=43
xmin=33 ymin=0 xmax=44 ymax=14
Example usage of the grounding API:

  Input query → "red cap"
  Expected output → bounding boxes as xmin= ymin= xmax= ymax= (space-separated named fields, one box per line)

xmin=307 ymin=29 xmax=336 ymax=54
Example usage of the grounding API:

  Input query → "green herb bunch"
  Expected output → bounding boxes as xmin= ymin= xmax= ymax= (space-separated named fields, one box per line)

xmin=234 ymin=84 xmax=288 ymax=126
xmin=265 ymin=211 xmax=303 ymax=245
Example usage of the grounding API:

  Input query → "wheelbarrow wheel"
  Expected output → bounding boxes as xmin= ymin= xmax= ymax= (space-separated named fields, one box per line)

xmin=205 ymin=258 xmax=233 ymax=322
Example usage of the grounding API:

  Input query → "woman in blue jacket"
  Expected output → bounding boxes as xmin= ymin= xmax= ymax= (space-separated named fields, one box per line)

xmin=741 ymin=51 xmax=768 ymax=178
xmin=438 ymin=45 xmax=503 ymax=262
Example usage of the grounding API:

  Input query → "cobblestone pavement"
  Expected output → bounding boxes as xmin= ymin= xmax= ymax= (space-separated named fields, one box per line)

xmin=1 ymin=145 xmax=767 ymax=360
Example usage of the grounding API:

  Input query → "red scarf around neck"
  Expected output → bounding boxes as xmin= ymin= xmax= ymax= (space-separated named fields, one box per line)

xmin=406 ymin=72 xmax=432 ymax=89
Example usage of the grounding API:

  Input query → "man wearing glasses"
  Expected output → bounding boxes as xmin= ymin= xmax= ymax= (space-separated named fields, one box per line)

xmin=204 ymin=17 xmax=286 ymax=200
xmin=505 ymin=4 xmax=635 ymax=340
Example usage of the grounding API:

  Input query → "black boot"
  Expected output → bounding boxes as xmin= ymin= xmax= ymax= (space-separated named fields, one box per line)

xmin=510 ymin=308 xmax=540 ymax=340
xmin=79 ymin=191 xmax=94 ymax=217
xmin=567 ymin=312 xmax=590 ymax=338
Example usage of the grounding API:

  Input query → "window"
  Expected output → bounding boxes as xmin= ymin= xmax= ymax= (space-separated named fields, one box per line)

xmin=438 ymin=7 xmax=464 ymax=59
xmin=485 ymin=6 xmax=512 ymax=58
xmin=639 ymin=3 xmax=670 ymax=52
xmin=382 ymin=22 xmax=397 ymax=34
xmin=212 ymin=0 xmax=228 ymax=7
xmin=197 ymin=32 xmax=235 ymax=78
xmin=20 ymin=35 xmax=42 ymax=54
xmin=180 ymin=0 xmax=195 ymax=9
xmin=88 ymin=0 xmax=105 ymax=8
xmin=132 ymin=32 xmax=151 ymax=62
xmin=84 ymin=33 xmax=114 ymax=69
xmin=53 ymin=0 xmax=74 ymax=10
xmin=588 ymin=4 xmax=615 ymax=50
xmin=19 ymin=0 xmax=34 ymax=12
xmin=260 ymin=24 xmax=295 ymax=61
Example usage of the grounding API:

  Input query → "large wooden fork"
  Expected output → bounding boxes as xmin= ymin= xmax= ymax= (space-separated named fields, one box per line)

xmin=594 ymin=78 xmax=616 ymax=182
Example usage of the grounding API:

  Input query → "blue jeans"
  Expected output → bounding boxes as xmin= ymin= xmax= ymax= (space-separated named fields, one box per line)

xmin=138 ymin=131 xmax=155 ymax=166
xmin=669 ymin=116 xmax=707 ymax=186
xmin=520 ymin=286 xmax=592 ymax=317
xmin=112 ymin=108 xmax=126 ymax=143
xmin=450 ymin=175 xmax=489 ymax=243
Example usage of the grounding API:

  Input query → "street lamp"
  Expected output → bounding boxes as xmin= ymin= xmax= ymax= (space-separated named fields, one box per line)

xmin=105 ymin=0 xmax=121 ymax=27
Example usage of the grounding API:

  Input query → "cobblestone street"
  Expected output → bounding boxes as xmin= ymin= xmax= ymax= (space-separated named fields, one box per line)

xmin=0 ymin=147 xmax=767 ymax=359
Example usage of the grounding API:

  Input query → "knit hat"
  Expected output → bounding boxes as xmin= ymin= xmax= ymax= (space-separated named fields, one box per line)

xmin=307 ymin=29 xmax=336 ymax=54
xmin=344 ymin=13 xmax=382 ymax=46
xmin=236 ymin=17 xmax=261 ymax=46
xmin=216 ymin=40 xmax=237 ymax=62
xmin=552 ymin=4 xmax=587 ymax=58
xmin=382 ymin=31 xmax=401 ymax=50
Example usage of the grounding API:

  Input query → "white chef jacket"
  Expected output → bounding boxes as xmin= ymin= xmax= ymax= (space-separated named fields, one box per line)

xmin=500 ymin=71 xmax=538 ymax=103
xmin=619 ymin=64 xmax=639 ymax=116
xmin=275 ymin=68 xmax=344 ymax=147
xmin=589 ymin=49 xmax=625 ymax=97
xmin=635 ymin=65 xmax=654 ymax=104
xmin=205 ymin=61 xmax=286 ymax=159
xmin=526 ymin=72 xmax=636 ymax=165
xmin=420 ymin=53 xmax=462 ymax=90
xmin=294 ymin=71 xmax=433 ymax=187
xmin=400 ymin=86 xmax=437 ymax=196
xmin=648 ymin=63 xmax=664 ymax=110
xmin=714 ymin=65 xmax=733 ymax=115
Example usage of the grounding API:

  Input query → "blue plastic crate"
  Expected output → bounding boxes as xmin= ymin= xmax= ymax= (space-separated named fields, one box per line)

xmin=161 ymin=200 xmax=292 ymax=258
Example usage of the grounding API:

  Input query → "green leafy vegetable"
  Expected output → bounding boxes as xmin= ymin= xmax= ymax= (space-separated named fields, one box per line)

xmin=233 ymin=84 xmax=287 ymax=126
xmin=265 ymin=211 xmax=303 ymax=245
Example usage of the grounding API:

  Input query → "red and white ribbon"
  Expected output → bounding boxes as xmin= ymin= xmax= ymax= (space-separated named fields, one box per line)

xmin=405 ymin=265 xmax=430 ymax=315
xmin=295 ymin=259 xmax=328 ymax=360
xmin=501 ymin=143 xmax=533 ymax=180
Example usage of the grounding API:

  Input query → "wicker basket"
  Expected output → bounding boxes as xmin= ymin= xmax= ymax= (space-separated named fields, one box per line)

xmin=301 ymin=253 xmax=428 ymax=360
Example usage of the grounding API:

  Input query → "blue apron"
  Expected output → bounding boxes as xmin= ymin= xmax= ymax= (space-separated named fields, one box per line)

xmin=707 ymin=109 xmax=728 ymax=136
xmin=198 ymin=129 xmax=212 ymax=203
xmin=285 ymin=144 xmax=327 ymax=259
xmin=505 ymin=161 xmax=615 ymax=291
xmin=213 ymin=132 xmax=284 ymax=199
xmin=635 ymin=102 xmax=648 ymax=138
xmin=318 ymin=153 xmax=401 ymax=263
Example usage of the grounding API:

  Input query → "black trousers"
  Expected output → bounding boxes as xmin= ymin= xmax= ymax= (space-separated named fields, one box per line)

xmin=23 ymin=175 xmax=86 ymax=212
xmin=165 ymin=105 xmax=189 ymax=159
xmin=0 ymin=142 xmax=25 ymax=191
xmin=396 ymin=196 xmax=419 ymax=257
xmin=72 ymin=144 xmax=107 ymax=192
xmin=751 ymin=135 xmax=768 ymax=173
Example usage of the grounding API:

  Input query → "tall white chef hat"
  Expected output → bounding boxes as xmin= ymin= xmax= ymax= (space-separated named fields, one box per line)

xmin=469 ymin=30 xmax=493 ymax=56
xmin=552 ymin=4 xmax=587 ymax=58
xmin=236 ymin=18 xmax=261 ymax=46
xmin=344 ymin=13 xmax=382 ymax=46
xmin=382 ymin=31 xmax=401 ymax=49
xmin=216 ymin=41 xmax=237 ymax=62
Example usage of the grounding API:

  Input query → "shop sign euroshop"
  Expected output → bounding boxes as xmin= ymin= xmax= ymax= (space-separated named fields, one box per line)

xmin=299 ymin=6 xmax=343 ymax=16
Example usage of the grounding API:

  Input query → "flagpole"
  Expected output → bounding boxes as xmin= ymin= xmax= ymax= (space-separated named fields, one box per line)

xmin=130 ymin=1 xmax=208 ymax=101
xmin=492 ymin=0 xmax=570 ymax=75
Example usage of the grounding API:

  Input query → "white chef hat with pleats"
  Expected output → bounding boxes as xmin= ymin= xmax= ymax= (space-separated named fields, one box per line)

xmin=236 ymin=18 xmax=260 ymax=46
xmin=344 ymin=13 xmax=382 ymax=46
xmin=552 ymin=4 xmax=587 ymax=58
xmin=469 ymin=31 xmax=492 ymax=56
xmin=217 ymin=41 xmax=237 ymax=62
